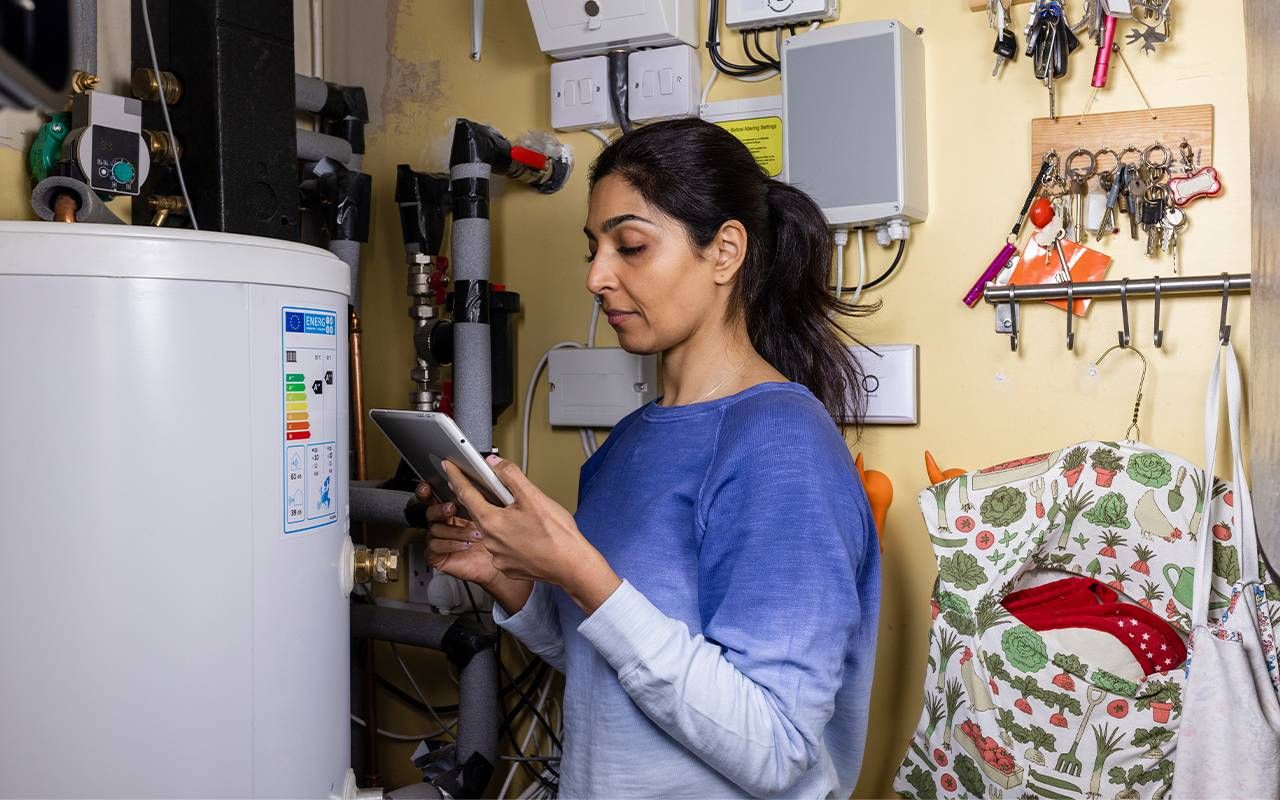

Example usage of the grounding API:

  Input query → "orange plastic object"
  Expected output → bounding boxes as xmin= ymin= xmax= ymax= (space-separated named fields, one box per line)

xmin=925 ymin=450 xmax=967 ymax=485
xmin=855 ymin=453 xmax=892 ymax=550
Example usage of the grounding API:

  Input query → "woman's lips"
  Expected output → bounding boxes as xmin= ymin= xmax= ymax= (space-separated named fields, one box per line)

xmin=606 ymin=311 xmax=636 ymax=326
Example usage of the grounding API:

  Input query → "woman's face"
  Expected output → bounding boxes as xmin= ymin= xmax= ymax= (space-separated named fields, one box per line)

xmin=584 ymin=174 xmax=737 ymax=354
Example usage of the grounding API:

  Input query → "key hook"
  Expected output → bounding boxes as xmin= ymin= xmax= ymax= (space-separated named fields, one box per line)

xmin=1220 ymin=272 xmax=1232 ymax=344
xmin=1066 ymin=281 xmax=1076 ymax=351
xmin=1118 ymin=278 xmax=1131 ymax=347
xmin=1153 ymin=276 xmax=1164 ymax=349
xmin=1009 ymin=282 xmax=1020 ymax=352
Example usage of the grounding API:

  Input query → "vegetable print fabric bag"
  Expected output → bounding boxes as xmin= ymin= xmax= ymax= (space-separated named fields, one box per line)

xmin=895 ymin=424 xmax=1280 ymax=798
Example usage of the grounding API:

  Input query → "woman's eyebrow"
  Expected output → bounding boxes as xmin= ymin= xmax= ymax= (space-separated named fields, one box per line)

xmin=600 ymin=214 xmax=655 ymax=232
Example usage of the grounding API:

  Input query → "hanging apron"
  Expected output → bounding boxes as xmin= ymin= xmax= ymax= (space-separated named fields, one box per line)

xmin=894 ymin=353 xmax=1280 ymax=799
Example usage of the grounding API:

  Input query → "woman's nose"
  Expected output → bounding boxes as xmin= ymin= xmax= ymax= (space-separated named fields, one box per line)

xmin=585 ymin=257 xmax=615 ymax=296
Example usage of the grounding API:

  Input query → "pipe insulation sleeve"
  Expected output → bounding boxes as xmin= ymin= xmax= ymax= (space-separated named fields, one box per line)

xmin=328 ymin=238 xmax=362 ymax=310
xmin=71 ymin=0 xmax=97 ymax=74
xmin=296 ymin=73 xmax=330 ymax=113
xmin=454 ymin=324 xmax=493 ymax=453
xmin=454 ymin=646 xmax=500 ymax=788
xmin=449 ymin=160 xmax=493 ymax=451
xmin=30 ymin=177 xmax=123 ymax=225
xmin=297 ymin=129 xmax=353 ymax=164
xmin=349 ymin=486 xmax=427 ymax=528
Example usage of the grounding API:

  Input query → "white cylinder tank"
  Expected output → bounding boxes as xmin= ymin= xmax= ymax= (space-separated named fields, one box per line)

xmin=0 ymin=223 xmax=353 ymax=798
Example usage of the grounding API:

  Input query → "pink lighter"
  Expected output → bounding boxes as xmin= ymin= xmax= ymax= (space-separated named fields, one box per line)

xmin=1092 ymin=15 xmax=1119 ymax=88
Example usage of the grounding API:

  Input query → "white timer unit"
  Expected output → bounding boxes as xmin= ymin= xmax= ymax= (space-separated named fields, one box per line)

xmin=725 ymin=0 xmax=840 ymax=31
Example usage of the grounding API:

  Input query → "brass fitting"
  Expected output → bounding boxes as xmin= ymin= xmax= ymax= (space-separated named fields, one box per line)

xmin=71 ymin=70 xmax=99 ymax=93
xmin=353 ymin=547 xmax=399 ymax=584
xmin=131 ymin=67 xmax=183 ymax=104
xmin=144 ymin=129 xmax=183 ymax=166
xmin=148 ymin=195 xmax=188 ymax=227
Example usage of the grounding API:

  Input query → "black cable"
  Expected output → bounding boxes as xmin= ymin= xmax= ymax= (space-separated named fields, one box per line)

xmin=706 ymin=0 xmax=773 ymax=76
xmin=606 ymin=50 xmax=633 ymax=133
xmin=752 ymin=29 xmax=781 ymax=69
xmin=741 ymin=30 xmax=774 ymax=69
xmin=830 ymin=239 xmax=908 ymax=293
xmin=498 ymin=663 xmax=560 ymax=792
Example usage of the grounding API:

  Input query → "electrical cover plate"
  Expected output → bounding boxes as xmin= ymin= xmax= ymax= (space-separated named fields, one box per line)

xmin=548 ymin=348 xmax=659 ymax=427
xmin=627 ymin=45 xmax=701 ymax=123
xmin=725 ymin=0 xmax=840 ymax=30
xmin=527 ymin=0 xmax=699 ymax=60
xmin=847 ymin=344 xmax=918 ymax=425
xmin=550 ymin=56 xmax=616 ymax=131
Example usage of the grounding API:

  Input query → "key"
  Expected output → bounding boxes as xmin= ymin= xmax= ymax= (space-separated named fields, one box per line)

xmin=1142 ymin=187 xmax=1165 ymax=256
xmin=1126 ymin=169 xmax=1145 ymax=240
xmin=1096 ymin=169 xmax=1122 ymax=239
xmin=1163 ymin=207 xmax=1187 ymax=273
xmin=993 ymin=28 xmax=1018 ymax=76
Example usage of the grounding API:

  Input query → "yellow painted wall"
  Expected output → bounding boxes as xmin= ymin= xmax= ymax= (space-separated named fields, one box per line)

xmin=0 ymin=0 xmax=1251 ymax=794
xmin=349 ymin=2 xmax=1252 ymax=795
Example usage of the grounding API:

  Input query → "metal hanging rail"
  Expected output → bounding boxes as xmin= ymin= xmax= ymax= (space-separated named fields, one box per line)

xmin=983 ymin=272 xmax=1251 ymax=303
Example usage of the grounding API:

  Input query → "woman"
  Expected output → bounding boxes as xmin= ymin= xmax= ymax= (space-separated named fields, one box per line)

xmin=421 ymin=118 xmax=880 ymax=799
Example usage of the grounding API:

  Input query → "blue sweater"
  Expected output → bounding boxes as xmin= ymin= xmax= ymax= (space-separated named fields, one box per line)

xmin=494 ymin=382 xmax=880 ymax=798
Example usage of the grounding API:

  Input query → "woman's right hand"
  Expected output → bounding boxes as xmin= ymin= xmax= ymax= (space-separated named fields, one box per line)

xmin=416 ymin=483 xmax=502 ymax=588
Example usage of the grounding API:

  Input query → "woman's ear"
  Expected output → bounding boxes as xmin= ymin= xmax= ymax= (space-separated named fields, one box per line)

xmin=710 ymin=219 xmax=748 ymax=286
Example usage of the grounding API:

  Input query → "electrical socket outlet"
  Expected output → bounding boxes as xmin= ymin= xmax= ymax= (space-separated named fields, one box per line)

xmin=725 ymin=0 xmax=840 ymax=30
xmin=627 ymin=44 xmax=700 ymax=123
xmin=550 ymin=55 xmax=616 ymax=131
xmin=848 ymin=344 xmax=918 ymax=425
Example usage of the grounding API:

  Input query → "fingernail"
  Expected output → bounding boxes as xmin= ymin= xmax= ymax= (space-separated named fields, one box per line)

xmin=447 ymin=482 xmax=455 ymax=492
xmin=443 ymin=503 xmax=455 ymax=514
xmin=486 ymin=455 xmax=500 ymax=465
xmin=463 ymin=541 xmax=473 ymax=549
xmin=471 ymin=529 xmax=482 ymax=539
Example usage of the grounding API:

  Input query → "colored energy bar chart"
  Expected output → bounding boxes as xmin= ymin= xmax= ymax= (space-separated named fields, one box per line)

xmin=285 ymin=372 xmax=310 ymax=441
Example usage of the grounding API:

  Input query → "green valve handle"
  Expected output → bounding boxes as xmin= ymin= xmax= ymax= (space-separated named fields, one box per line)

xmin=27 ymin=113 xmax=70 ymax=185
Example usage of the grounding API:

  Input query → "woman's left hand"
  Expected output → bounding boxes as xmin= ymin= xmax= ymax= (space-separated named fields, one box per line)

xmin=442 ymin=457 xmax=622 ymax=613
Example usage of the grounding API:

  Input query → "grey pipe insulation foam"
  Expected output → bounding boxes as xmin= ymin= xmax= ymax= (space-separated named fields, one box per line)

xmin=71 ymin=0 xmax=96 ymax=75
xmin=295 ymin=73 xmax=330 ymax=113
xmin=449 ymin=161 xmax=494 ymax=453
xmin=298 ymin=129 xmax=353 ymax=165
xmin=30 ymin=176 xmax=124 ymax=225
xmin=350 ymin=604 xmax=499 ymax=788
xmin=349 ymin=484 xmax=427 ymax=529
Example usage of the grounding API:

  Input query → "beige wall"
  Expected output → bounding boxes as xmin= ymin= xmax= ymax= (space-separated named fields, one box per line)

xmin=0 ymin=1 xmax=1252 ymax=795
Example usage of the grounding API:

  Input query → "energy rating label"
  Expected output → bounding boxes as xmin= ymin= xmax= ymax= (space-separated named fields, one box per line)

xmin=282 ymin=307 xmax=338 ymax=535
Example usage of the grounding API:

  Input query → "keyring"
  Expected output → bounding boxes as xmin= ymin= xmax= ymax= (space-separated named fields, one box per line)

xmin=1118 ymin=145 xmax=1143 ymax=169
xmin=1093 ymin=146 xmax=1119 ymax=175
xmin=1142 ymin=142 xmax=1173 ymax=170
xmin=1065 ymin=147 xmax=1097 ymax=181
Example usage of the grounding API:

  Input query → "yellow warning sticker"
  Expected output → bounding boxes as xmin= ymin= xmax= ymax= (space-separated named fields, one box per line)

xmin=715 ymin=116 xmax=783 ymax=177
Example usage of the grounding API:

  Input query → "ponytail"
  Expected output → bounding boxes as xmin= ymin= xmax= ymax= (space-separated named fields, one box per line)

xmin=589 ymin=119 xmax=876 ymax=431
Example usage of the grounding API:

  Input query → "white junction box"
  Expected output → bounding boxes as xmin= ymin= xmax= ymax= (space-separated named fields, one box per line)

xmin=628 ymin=44 xmax=700 ymax=123
xmin=848 ymin=344 xmax=919 ymax=425
xmin=548 ymin=348 xmax=659 ymax=427
xmin=726 ymin=0 xmax=840 ymax=30
xmin=783 ymin=20 xmax=928 ymax=227
xmin=550 ymin=55 xmax=616 ymax=131
xmin=527 ymin=0 xmax=698 ymax=60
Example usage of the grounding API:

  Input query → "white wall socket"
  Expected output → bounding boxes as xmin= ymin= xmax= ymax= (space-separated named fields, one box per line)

xmin=848 ymin=344 xmax=919 ymax=425
xmin=627 ymin=44 xmax=700 ymax=123
xmin=550 ymin=55 xmax=616 ymax=131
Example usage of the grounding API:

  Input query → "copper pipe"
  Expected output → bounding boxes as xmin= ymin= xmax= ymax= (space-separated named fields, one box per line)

xmin=350 ymin=307 xmax=379 ymax=786
xmin=53 ymin=193 xmax=78 ymax=223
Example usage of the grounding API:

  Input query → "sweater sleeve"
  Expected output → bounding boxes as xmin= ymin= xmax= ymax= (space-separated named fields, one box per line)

xmin=492 ymin=581 xmax=566 ymax=673
xmin=577 ymin=396 xmax=875 ymax=797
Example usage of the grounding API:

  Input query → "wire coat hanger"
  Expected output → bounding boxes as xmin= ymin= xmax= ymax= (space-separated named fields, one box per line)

xmin=1093 ymin=342 xmax=1148 ymax=442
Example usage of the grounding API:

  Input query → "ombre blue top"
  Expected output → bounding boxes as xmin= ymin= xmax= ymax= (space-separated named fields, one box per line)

xmin=494 ymin=382 xmax=880 ymax=798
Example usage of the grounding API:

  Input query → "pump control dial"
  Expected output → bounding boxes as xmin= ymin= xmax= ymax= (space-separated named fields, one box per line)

xmin=110 ymin=159 xmax=136 ymax=185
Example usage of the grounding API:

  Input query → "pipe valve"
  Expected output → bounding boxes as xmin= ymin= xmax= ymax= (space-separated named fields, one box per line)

xmin=353 ymin=546 xmax=399 ymax=584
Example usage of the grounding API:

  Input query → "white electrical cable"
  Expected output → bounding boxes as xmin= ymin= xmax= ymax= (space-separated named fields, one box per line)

xmin=851 ymin=226 xmax=868 ymax=305
xmin=350 ymin=713 xmax=454 ymax=743
xmin=521 ymin=342 xmax=585 ymax=474
xmin=586 ymin=128 xmax=611 ymax=146
xmin=391 ymin=642 xmax=459 ymax=739
xmin=498 ymin=669 xmax=557 ymax=799
xmin=140 ymin=0 xmax=198 ymax=230
xmin=831 ymin=228 xmax=849 ymax=303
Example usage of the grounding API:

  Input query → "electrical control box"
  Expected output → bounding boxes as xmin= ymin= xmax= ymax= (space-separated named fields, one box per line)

xmin=726 ymin=0 xmax=840 ymax=31
xmin=847 ymin=344 xmax=919 ymax=425
xmin=548 ymin=348 xmax=659 ymax=427
xmin=550 ymin=56 xmax=617 ymax=131
xmin=627 ymin=45 xmax=700 ymax=123
xmin=527 ymin=0 xmax=699 ymax=60
xmin=783 ymin=20 xmax=928 ymax=228
xmin=701 ymin=94 xmax=785 ymax=179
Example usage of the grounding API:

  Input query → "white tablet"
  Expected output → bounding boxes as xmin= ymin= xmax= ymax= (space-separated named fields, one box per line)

xmin=369 ymin=409 xmax=515 ymax=513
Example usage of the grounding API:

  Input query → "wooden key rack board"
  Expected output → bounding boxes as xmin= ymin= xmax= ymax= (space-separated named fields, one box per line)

xmin=967 ymin=0 xmax=1032 ymax=10
xmin=1028 ymin=104 xmax=1215 ymax=180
